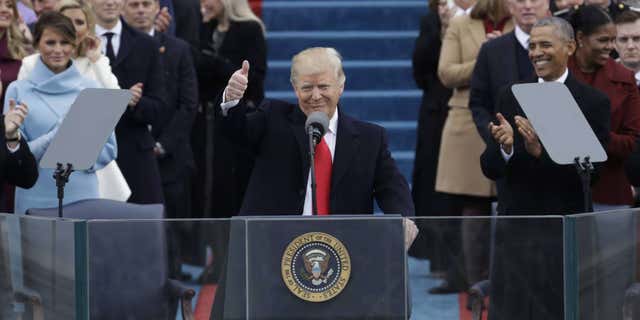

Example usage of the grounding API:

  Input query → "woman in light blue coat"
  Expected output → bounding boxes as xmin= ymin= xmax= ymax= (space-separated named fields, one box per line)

xmin=4 ymin=11 xmax=116 ymax=214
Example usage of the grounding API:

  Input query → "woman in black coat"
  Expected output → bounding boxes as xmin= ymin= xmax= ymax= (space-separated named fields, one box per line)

xmin=191 ymin=0 xmax=266 ymax=280
xmin=193 ymin=0 xmax=267 ymax=220
xmin=409 ymin=0 xmax=455 ymax=277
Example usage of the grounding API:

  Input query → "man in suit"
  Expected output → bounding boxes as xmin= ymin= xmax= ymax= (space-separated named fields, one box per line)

xmin=211 ymin=47 xmax=419 ymax=319
xmin=615 ymin=10 xmax=640 ymax=83
xmin=470 ymin=0 xmax=550 ymax=145
xmin=223 ymin=47 xmax=416 ymax=219
xmin=481 ymin=17 xmax=610 ymax=320
xmin=121 ymin=0 xmax=198 ymax=283
xmin=90 ymin=0 xmax=167 ymax=204
xmin=469 ymin=0 xmax=550 ymax=216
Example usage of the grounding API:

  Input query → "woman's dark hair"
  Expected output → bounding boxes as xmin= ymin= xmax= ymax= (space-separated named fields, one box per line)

xmin=33 ymin=11 xmax=77 ymax=46
xmin=429 ymin=0 xmax=440 ymax=13
xmin=569 ymin=4 xmax=613 ymax=36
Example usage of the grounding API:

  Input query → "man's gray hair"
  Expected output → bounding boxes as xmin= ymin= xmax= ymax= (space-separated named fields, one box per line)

xmin=532 ymin=17 xmax=575 ymax=41
xmin=290 ymin=47 xmax=346 ymax=86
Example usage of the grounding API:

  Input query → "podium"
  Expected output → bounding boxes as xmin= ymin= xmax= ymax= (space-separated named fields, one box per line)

xmin=216 ymin=216 xmax=408 ymax=320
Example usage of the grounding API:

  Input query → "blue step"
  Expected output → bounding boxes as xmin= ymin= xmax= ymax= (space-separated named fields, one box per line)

xmin=265 ymin=60 xmax=415 ymax=91
xmin=392 ymin=151 xmax=415 ymax=182
xmin=267 ymin=31 xmax=417 ymax=61
xmin=265 ymin=90 xmax=421 ymax=121
xmin=262 ymin=1 xmax=425 ymax=31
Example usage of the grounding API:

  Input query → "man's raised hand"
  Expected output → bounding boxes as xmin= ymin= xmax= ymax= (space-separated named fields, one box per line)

xmin=488 ymin=112 xmax=514 ymax=154
xmin=225 ymin=60 xmax=250 ymax=102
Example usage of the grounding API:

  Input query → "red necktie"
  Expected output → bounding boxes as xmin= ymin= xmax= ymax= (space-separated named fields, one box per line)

xmin=314 ymin=138 xmax=332 ymax=215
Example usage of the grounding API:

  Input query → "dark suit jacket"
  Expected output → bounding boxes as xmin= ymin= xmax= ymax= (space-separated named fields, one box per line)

xmin=110 ymin=20 xmax=167 ymax=204
xmin=152 ymin=32 xmax=198 ymax=184
xmin=0 ymin=118 xmax=38 ymax=193
xmin=470 ymin=32 xmax=533 ymax=144
xmin=480 ymin=74 xmax=611 ymax=215
xmin=223 ymin=99 xmax=415 ymax=216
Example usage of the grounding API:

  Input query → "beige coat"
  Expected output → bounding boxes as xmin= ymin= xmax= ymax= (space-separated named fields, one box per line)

xmin=435 ymin=15 xmax=512 ymax=197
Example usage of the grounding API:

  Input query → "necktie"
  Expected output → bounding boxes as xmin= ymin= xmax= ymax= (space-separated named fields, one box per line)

xmin=104 ymin=32 xmax=116 ymax=64
xmin=314 ymin=138 xmax=332 ymax=215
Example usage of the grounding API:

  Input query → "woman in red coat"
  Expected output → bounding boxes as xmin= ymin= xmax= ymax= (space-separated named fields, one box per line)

xmin=569 ymin=5 xmax=640 ymax=209
xmin=568 ymin=5 xmax=640 ymax=319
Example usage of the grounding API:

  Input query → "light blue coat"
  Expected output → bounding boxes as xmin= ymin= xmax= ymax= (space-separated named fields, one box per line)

xmin=4 ymin=58 xmax=117 ymax=214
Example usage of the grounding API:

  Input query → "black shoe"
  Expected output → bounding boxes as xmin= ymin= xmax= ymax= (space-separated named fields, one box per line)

xmin=428 ymin=281 xmax=464 ymax=294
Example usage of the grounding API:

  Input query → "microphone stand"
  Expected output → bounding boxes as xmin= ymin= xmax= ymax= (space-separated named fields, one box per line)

xmin=308 ymin=128 xmax=318 ymax=215
xmin=54 ymin=162 xmax=74 ymax=218
xmin=574 ymin=156 xmax=594 ymax=213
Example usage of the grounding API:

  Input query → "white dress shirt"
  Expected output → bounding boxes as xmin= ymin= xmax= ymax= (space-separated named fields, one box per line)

xmin=453 ymin=5 xmax=474 ymax=16
xmin=95 ymin=20 xmax=123 ymax=58
xmin=502 ymin=68 xmax=569 ymax=161
xmin=514 ymin=24 xmax=530 ymax=50
xmin=219 ymin=98 xmax=340 ymax=215
xmin=302 ymin=111 xmax=338 ymax=215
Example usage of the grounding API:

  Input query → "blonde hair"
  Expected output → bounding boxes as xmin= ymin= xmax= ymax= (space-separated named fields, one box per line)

xmin=57 ymin=0 xmax=96 ymax=57
xmin=290 ymin=47 xmax=346 ymax=86
xmin=3 ymin=0 xmax=31 ymax=60
xmin=221 ymin=0 xmax=265 ymax=34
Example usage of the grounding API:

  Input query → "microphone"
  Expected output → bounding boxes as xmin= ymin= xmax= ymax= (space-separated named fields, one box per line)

xmin=304 ymin=111 xmax=329 ymax=216
xmin=304 ymin=111 xmax=329 ymax=146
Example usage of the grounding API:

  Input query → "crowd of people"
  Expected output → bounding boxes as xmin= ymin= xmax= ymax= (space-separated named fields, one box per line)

xmin=411 ymin=0 xmax=640 ymax=318
xmin=1 ymin=0 xmax=640 ymax=318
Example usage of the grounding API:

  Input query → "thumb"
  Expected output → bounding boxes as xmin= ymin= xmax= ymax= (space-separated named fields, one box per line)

xmin=8 ymin=99 xmax=15 ymax=111
xmin=496 ymin=112 xmax=508 ymax=125
xmin=241 ymin=60 xmax=250 ymax=76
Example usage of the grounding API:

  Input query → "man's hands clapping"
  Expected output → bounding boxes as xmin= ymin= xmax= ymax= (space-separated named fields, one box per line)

xmin=489 ymin=113 xmax=513 ymax=154
xmin=489 ymin=113 xmax=543 ymax=158
xmin=515 ymin=116 xmax=542 ymax=158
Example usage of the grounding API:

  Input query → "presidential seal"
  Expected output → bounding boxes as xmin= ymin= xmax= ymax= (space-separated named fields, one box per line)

xmin=281 ymin=232 xmax=351 ymax=302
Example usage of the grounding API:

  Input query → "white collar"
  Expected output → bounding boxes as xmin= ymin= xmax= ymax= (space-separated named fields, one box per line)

xmin=537 ymin=68 xmax=569 ymax=83
xmin=96 ymin=19 xmax=122 ymax=37
xmin=148 ymin=28 xmax=155 ymax=37
xmin=454 ymin=5 xmax=475 ymax=16
xmin=328 ymin=109 xmax=338 ymax=135
xmin=514 ymin=25 xmax=530 ymax=50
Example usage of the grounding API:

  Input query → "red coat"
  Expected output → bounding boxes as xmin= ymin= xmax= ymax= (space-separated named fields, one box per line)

xmin=0 ymin=34 xmax=21 ymax=107
xmin=569 ymin=57 xmax=640 ymax=205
